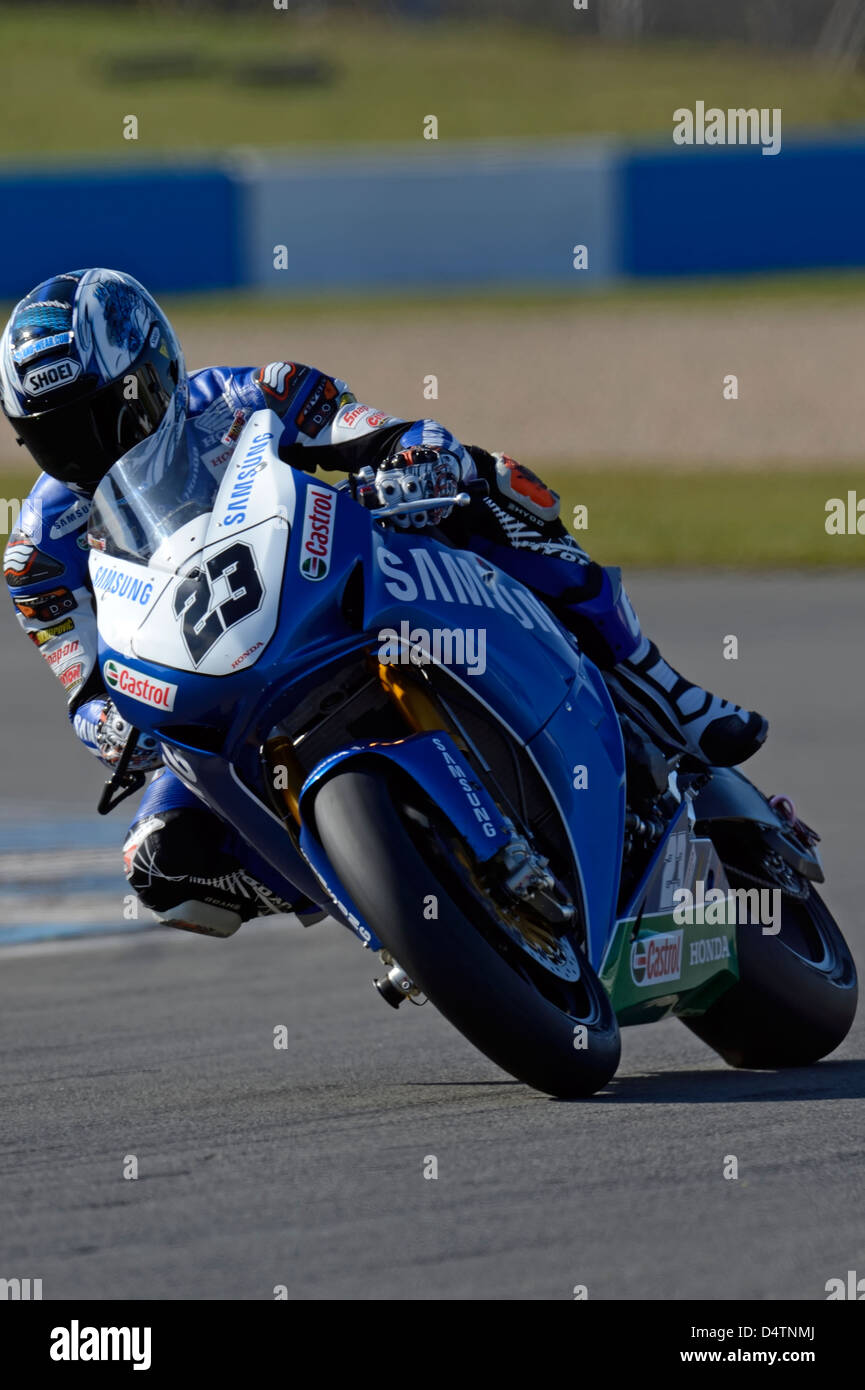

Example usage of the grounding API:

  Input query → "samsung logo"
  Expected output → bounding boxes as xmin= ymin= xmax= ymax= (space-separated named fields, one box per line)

xmin=223 ymin=431 xmax=273 ymax=527
xmin=93 ymin=565 xmax=153 ymax=605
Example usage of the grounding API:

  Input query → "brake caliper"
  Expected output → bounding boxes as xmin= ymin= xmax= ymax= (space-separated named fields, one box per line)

xmin=496 ymin=822 xmax=575 ymax=929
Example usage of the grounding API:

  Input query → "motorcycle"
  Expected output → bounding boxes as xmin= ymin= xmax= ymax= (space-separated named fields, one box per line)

xmin=87 ymin=408 xmax=857 ymax=1097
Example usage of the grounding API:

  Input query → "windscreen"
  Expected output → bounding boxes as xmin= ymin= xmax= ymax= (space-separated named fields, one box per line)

xmin=87 ymin=416 xmax=219 ymax=571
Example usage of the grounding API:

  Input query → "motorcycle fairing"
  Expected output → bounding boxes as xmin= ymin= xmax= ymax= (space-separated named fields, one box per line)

xmin=89 ymin=409 xmax=746 ymax=1025
xmin=91 ymin=413 xmax=294 ymax=678
xmin=600 ymin=803 xmax=739 ymax=1025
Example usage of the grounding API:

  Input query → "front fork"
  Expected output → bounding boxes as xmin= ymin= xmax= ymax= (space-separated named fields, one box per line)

xmin=263 ymin=658 xmax=462 ymax=827
xmin=265 ymin=662 xmax=576 ymax=1004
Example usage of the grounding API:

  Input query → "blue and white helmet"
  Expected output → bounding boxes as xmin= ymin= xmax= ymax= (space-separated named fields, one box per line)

xmin=0 ymin=268 xmax=187 ymax=493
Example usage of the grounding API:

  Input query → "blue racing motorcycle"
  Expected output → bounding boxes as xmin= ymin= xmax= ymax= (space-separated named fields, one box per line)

xmin=87 ymin=410 xmax=857 ymax=1097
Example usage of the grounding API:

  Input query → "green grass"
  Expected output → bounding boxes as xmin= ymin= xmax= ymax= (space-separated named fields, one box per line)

xmin=541 ymin=468 xmax=865 ymax=569
xmin=159 ymin=271 xmax=865 ymax=323
xmin=3 ymin=267 xmax=860 ymax=332
xmin=2 ymin=463 xmax=862 ymax=569
xmin=2 ymin=4 xmax=865 ymax=157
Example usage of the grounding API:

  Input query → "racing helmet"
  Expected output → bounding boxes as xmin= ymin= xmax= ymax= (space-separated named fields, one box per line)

xmin=0 ymin=268 xmax=187 ymax=494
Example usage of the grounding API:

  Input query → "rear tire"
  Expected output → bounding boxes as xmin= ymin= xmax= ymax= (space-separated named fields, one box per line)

xmin=312 ymin=766 xmax=621 ymax=1098
xmin=683 ymin=877 xmax=857 ymax=1068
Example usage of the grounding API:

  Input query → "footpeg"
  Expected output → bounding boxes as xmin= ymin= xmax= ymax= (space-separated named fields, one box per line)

xmin=374 ymin=956 xmax=422 ymax=1008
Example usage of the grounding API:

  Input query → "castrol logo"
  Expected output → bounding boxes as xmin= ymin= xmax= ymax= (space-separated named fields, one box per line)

xmin=299 ymin=485 xmax=335 ymax=581
xmin=630 ymin=930 xmax=683 ymax=987
xmin=104 ymin=659 xmax=177 ymax=711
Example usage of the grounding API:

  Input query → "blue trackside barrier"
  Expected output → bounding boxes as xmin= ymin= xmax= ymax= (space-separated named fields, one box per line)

xmin=1 ymin=131 xmax=865 ymax=298
xmin=620 ymin=132 xmax=865 ymax=278
xmin=0 ymin=163 xmax=243 ymax=299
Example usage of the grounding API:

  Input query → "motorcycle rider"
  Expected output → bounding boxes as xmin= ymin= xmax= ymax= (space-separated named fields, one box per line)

xmin=1 ymin=269 xmax=767 ymax=937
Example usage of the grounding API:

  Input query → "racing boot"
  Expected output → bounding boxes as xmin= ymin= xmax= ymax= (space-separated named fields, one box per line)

xmin=554 ymin=558 xmax=767 ymax=767
xmin=604 ymin=635 xmax=768 ymax=768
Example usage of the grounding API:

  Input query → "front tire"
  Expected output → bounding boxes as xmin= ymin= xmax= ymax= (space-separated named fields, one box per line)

xmin=312 ymin=766 xmax=621 ymax=1098
xmin=683 ymin=876 xmax=857 ymax=1068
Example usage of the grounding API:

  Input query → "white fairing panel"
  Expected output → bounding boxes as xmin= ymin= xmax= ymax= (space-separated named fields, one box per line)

xmin=92 ymin=414 xmax=296 ymax=677
xmin=90 ymin=556 xmax=170 ymax=659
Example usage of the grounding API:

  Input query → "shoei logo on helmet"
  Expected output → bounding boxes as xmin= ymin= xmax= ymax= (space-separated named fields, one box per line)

xmin=104 ymin=658 xmax=176 ymax=711
xmin=23 ymin=359 xmax=82 ymax=397
xmin=630 ymin=930 xmax=683 ymax=987
xmin=299 ymin=485 xmax=334 ymax=581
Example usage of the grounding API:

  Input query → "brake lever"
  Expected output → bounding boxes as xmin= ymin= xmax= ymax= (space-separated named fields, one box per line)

xmin=369 ymin=491 xmax=473 ymax=522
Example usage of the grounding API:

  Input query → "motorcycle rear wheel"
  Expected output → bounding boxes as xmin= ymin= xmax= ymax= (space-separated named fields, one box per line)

xmin=683 ymin=874 xmax=857 ymax=1068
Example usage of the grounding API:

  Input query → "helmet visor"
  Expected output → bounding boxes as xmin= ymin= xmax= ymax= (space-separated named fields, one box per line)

xmin=12 ymin=353 xmax=177 ymax=493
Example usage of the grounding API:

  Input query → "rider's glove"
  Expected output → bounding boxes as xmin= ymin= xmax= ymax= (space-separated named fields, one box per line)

xmin=372 ymin=446 xmax=461 ymax=529
xmin=95 ymin=699 xmax=163 ymax=773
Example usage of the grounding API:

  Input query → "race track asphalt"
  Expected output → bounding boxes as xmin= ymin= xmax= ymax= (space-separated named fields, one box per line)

xmin=1 ymin=572 xmax=863 ymax=1300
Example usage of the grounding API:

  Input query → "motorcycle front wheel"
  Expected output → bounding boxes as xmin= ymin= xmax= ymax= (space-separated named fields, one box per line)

xmin=311 ymin=765 xmax=620 ymax=1098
